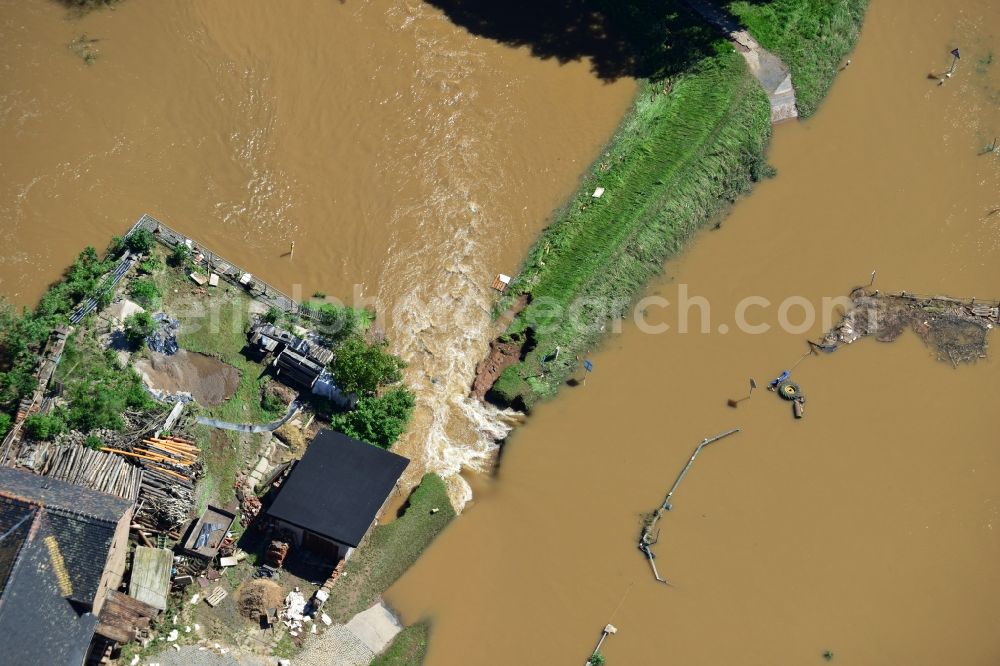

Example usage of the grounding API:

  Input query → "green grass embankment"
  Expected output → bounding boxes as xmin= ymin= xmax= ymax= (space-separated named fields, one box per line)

xmin=327 ymin=473 xmax=456 ymax=623
xmin=490 ymin=47 xmax=772 ymax=409
xmin=371 ymin=620 xmax=431 ymax=666
xmin=727 ymin=0 xmax=869 ymax=117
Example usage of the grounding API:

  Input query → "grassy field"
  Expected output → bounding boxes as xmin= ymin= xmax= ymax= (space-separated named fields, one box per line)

xmin=727 ymin=0 xmax=869 ymax=117
xmin=327 ymin=474 xmax=455 ymax=623
xmin=490 ymin=47 xmax=772 ymax=409
xmin=371 ymin=621 xmax=430 ymax=666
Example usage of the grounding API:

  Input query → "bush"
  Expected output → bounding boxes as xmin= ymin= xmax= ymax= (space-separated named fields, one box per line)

xmin=332 ymin=336 xmax=405 ymax=396
xmin=84 ymin=434 xmax=103 ymax=450
xmin=261 ymin=389 xmax=286 ymax=414
xmin=168 ymin=243 xmax=190 ymax=267
xmin=125 ymin=229 xmax=154 ymax=255
xmin=23 ymin=413 xmax=66 ymax=441
xmin=263 ymin=306 xmax=283 ymax=325
xmin=106 ymin=236 xmax=126 ymax=257
xmin=138 ymin=256 xmax=161 ymax=274
xmin=589 ymin=652 xmax=606 ymax=666
xmin=331 ymin=387 xmax=414 ymax=449
xmin=56 ymin=335 xmax=154 ymax=433
xmin=0 ymin=413 xmax=11 ymax=438
xmin=123 ymin=311 xmax=155 ymax=347
xmin=128 ymin=278 xmax=160 ymax=309
xmin=304 ymin=302 xmax=372 ymax=344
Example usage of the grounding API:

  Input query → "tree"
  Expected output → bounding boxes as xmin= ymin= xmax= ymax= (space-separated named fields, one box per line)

xmin=125 ymin=229 xmax=155 ymax=255
xmin=263 ymin=306 xmax=283 ymax=324
xmin=168 ymin=243 xmax=190 ymax=267
xmin=331 ymin=387 xmax=415 ymax=449
xmin=128 ymin=278 xmax=160 ymax=308
xmin=589 ymin=652 xmax=606 ymax=666
xmin=304 ymin=302 xmax=372 ymax=344
xmin=332 ymin=336 xmax=405 ymax=396
xmin=123 ymin=311 xmax=155 ymax=347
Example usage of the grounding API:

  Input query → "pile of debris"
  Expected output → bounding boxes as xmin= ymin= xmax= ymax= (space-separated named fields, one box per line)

xmin=147 ymin=313 xmax=181 ymax=356
xmin=237 ymin=580 xmax=284 ymax=620
xmin=281 ymin=588 xmax=309 ymax=636
xmin=816 ymin=288 xmax=996 ymax=366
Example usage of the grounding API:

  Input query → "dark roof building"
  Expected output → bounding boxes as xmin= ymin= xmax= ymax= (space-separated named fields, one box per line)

xmin=266 ymin=430 xmax=409 ymax=556
xmin=0 ymin=467 xmax=133 ymax=665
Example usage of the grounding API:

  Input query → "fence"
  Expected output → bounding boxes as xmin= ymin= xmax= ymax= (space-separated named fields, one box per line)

xmin=132 ymin=214 xmax=318 ymax=322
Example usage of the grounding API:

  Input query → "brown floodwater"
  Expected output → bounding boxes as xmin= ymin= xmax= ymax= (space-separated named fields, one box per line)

xmin=388 ymin=1 xmax=1000 ymax=665
xmin=0 ymin=0 xmax=635 ymax=499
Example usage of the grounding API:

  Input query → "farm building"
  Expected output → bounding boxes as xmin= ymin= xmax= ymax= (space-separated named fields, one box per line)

xmin=0 ymin=467 xmax=134 ymax=665
xmin=265 ymin=429 xmax=408 ymax=561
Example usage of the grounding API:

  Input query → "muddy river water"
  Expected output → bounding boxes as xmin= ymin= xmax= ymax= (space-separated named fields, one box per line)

xmin=0 ymin=0 xmax=634 ymax=499
xmin=387 ymin=1 xmax=1000 ymax=665
xmin=2 ymin=0 xmax=1000 ymax=664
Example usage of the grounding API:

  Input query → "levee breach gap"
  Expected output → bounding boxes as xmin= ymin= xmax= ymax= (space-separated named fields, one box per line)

xmin=639 ymin=428 xmax=741 ymax=584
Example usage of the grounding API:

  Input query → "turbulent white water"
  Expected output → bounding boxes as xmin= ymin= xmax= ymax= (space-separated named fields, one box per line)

xmin=376 ymin=3 xmax=523 ymax=506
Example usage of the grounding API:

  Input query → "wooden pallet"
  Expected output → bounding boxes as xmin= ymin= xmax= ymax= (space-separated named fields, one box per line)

xmin=204 ymin=586 xmax=228 ymax=607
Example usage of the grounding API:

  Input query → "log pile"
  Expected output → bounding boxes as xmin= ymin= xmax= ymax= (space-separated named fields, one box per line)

xmin=103 ymin=435 xmax=202 ymax=532
xmin=44 ymin=443 xmax=143 ymax=500
xmin=13 ymin=441 xmax=143 ymax=501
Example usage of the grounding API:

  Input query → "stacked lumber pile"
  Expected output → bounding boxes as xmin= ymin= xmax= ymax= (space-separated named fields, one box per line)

xmin=42 ymin=443 xmax=143 ymax=500
xmin=12 ymin=441 xmax=143 ymax=501
xmin=103 ymin=435 xmax=201 ymax=532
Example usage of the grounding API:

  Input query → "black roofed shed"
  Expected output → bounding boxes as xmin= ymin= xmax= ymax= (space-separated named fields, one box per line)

xmin=265 ymin=429 xmax=408 ymax=559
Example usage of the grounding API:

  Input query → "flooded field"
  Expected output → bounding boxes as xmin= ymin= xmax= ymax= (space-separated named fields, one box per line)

xmin=388 ymin=0 xmax=1000 ymax=664
xmin=0 ymin=0 xmax=635 ymax=498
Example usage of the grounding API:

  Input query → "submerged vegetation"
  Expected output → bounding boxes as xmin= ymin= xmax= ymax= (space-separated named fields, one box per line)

xmin=487 ymin=0 xmax=868 ymax=410
xmin=726 ymin=0 xmax=869 ymax=117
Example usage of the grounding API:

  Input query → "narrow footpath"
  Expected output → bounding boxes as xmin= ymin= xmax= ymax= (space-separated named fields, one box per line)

xmin=685 ymin=0 xmax=798 ymax=121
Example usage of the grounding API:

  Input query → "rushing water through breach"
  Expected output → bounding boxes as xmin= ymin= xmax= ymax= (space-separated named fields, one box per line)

xmin=388 ymin=1 xmax=1000 ymax=664
xmin=0 ymin=0 xmax=635 ymax=501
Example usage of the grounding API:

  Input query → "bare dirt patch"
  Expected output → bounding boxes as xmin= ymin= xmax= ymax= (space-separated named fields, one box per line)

xmin=237 ymin=579 xmax=284 ymax=620
xmin=136 ymin=350 xmax=241 ymax=405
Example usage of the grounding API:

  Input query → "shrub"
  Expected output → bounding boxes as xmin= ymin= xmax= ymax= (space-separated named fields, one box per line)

xmin=263 ymin=306 xmax=283 ymax=325
xmin=168 ymin=243 xmax=190 ymax=267
xmin=332 ymin=336 xmax=405 ymax=396
xmin=84 ymin=434 xmax=103 ymax=450
xmin=304 ymin=302 xmax=372 ymax=344
xmin=125 ymin=229 xmax=154 ymax=255
xmin=261 ymin=389 xmax=286 ymax=414
xmin=128 ymin=278 xmax=160 ymax=309
xmin=138 ymin=256 xmax=161 ymax=274
xmin=331 ymin=387 xmax=415 ymax=449
xmin=0 ymin=413 xmax=11 ymax=438
xmin=123 ymin=311 xmax=155 ymax=347
xmin=23 ymin=413 xmax=66 ymax=441
xmin=106 ymin=236 xmax=126 ymax=257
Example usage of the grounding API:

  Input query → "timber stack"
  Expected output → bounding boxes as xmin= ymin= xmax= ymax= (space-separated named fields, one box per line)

xmin=10 ymin=440 xmax=143 ymax=501
xmin=103 ymin=435 xmax=201 ymax=533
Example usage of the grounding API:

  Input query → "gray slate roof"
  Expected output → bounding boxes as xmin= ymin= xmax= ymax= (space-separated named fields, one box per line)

xmin=0 ymin=467 xmax=132 ymax=665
